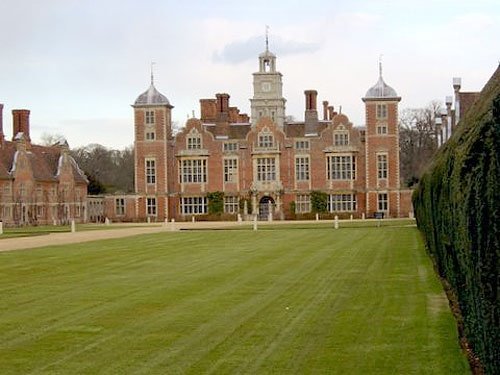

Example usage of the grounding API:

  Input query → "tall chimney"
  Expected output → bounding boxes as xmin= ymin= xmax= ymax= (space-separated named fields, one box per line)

xmin=304 ymin=90 xmax=318 ymax=135
xmin=12 ymin=109 xmax=31 ymax=142
xmin=304 ymin=90 xmax=318 ymax=111
xmin=328 ymin=105 xmax=335 ymax=120
xmin=453 ymin=78 xmax=461 ymax=124
xmin=0 ymin=103 xmax=4 ymax=143
xmin=215 ymin=93 xmax=230 ymax=113
xmin=322 ymin=101 xmax=329 ymax=120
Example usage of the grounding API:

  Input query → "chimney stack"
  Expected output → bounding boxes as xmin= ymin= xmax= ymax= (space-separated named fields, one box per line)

xmin=328 ymin=105 xmax=335 ymax=120
xmin=304 ymin=90 xmax=318 ymax=111
xmin=215 ymin=93 xmax=230 ymax=113
xmin=304 ymin=90 xmax=318 ymax=135
xmin=322 ymin=101 xmax=329 ymax=120
xmin=12 ymin=109 xmax=31 ymax=142
xmin=0 ymin=103 xmax=4 ymax=143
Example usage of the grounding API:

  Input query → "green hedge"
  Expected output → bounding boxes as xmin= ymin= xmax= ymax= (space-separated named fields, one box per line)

xmin=413 ymin=68 xmax=499 ymax=374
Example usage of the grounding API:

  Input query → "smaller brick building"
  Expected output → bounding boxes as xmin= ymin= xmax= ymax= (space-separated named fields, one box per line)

xmin=0 ymin=105 xmax=88 ymax=226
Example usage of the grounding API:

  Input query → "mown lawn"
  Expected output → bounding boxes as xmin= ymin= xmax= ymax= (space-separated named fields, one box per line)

xmin=0 ymin=226 xmax=469 ymax=374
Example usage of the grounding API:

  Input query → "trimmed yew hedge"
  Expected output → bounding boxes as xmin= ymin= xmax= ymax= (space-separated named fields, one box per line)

xmin=413 ymin=67 xmax=499 ymax=374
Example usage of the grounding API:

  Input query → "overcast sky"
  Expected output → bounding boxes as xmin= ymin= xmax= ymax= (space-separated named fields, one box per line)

xmin=0 ymin=0 xmax=498 ymax=149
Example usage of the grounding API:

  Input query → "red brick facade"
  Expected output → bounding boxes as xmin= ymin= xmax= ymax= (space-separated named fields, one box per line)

xmin=0 ymin=106 xmax=88 ymax=225
xmin=105 ymin=52 xmax=414 ymax=222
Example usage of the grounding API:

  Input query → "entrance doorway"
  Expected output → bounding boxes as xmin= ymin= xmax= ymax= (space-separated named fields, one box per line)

xmin=259 ymin=196 xmax=274 ymax=221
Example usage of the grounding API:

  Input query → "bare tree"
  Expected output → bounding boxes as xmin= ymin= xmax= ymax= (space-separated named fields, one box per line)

xmin=71 ymin=144 xmax=134 ymax=194
xmin=399 ymin=101 xmax=441 ymax=187
xmin=39 ymin=132 xmax=66 ymax=146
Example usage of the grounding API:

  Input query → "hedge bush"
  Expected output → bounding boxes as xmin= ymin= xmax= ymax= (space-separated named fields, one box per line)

xmin=413 ymin=67 xmax=499 ymax=374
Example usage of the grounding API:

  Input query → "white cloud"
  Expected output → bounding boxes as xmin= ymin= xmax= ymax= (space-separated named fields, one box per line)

xmin=213 ymin=35 xmax=321 ymax=63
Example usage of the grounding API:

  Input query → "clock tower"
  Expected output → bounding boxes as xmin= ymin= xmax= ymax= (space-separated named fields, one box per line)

xmin=250 ymin=37 xmax=286 ymax=127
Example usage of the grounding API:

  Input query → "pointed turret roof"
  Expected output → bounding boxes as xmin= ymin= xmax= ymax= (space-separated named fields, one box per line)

xmin=134 ymin=83 xmax=172 ymax=107
xmin=363 ymin=61 xmax=400 ymax=101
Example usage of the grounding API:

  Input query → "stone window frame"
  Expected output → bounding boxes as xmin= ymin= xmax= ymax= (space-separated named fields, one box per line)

xmin=179 ymin=158 xmax=207 ymax=184
xmin=145 ymin=110 xmax=155 ymax=125
xmin=258 ymin=127 xmax=274 ymax=148
xmin=377 ymin=192 xmax=388 ymax=212
xmin=376 ymin=123 xmax=388 ymax=135
xmin=327 ymin=154 xmax=356 ymax=180
xmin=145 ymin=158 xmax=156 ymax=185
xmin=187 ymin=128 xmax=202 ymax=150
xmin=334 ymin=131 xmax=349 ymax=146
xmin=328 ymin=194 xmax=357 ymax=212
xmin=223 ymin=158 xmax=238 ymax=183
xmin=224 ymin=196 xmax=239 ymax=214
xmin=295 ymin=156 xmax=310 ymax=181
xmin=256 ymin=157 xmax=276 ymax=181
xmin=295 ymin=139 xmax=310 ymax=151
xmin=376 ymin=104 xmax=388 ymax=119
xmin=146 ymin=197 xmax=157 ymax=216
xmin=145 ymin=129 xmax=156 ymax=141
xmin=115 ymin=197 xmax=125 ymax=216
xmin=223 ymin=142 xmax=238 ymax=152
xmin=377 ymin=153 xmax=388 ymax=180
xmin=296 ymin=194 xmax=311 ymax=213
xmin=334 ymin=125 xmax=349 ymax=146
xmin=180 ymin=196 xmax=207 ymax=215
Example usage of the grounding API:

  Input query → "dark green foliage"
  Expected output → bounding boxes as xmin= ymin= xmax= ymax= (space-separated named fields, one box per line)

xmin=207 ymin=191 xmax=224 ymax=215
xmin=310 ymin=191 xmax=328 ymax=213
xmin=86 ymin=174 xmax=105 ymax=195
xmin=413 ymin=67 xmax=500 ymax=375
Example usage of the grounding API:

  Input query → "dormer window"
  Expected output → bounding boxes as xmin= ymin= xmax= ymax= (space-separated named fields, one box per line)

xmin=334 ymin=131 xmax=349 ymax=146
xmin=295 ymin=140 xmax=310 ymax=150
xmin=145 ymin=110 xmax=155 ymax=124
xmin=223 ymin=142 xmax=238 ymax=152
xmin=258 ymin=128 xmax=274 ymax=148
xmin=187 ymin=129 xmax=202 ymax=150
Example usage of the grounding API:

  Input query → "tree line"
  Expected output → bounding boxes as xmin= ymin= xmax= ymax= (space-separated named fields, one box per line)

xmin=71 ymin=144 xmax=134 ymax=194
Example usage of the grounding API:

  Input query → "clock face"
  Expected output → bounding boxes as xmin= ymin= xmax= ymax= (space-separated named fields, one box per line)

xmin=262 ymin=82 xmax=271 ymax=92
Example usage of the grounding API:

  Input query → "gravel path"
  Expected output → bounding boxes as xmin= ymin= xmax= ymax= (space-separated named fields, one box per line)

xmin=0 ymin=221 xmax=243 ymax=252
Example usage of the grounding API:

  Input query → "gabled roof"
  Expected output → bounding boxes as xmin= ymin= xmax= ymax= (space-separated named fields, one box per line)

xmin=0 ymin=141 xmax=87 ymax=184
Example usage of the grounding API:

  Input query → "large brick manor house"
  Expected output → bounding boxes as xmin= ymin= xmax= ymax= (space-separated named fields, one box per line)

xmin=102 ymin=44 xmax=414 ymax=221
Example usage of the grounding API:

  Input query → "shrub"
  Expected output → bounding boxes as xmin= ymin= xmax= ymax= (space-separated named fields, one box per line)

xmin=207 ymin=191 xmax=224 ymax=215
xmin=310 ymin=191 xmax=328 ymax=213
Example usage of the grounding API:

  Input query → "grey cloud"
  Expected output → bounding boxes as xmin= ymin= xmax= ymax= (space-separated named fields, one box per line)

xmin=213 ymin=35 xmax=321 ymax=63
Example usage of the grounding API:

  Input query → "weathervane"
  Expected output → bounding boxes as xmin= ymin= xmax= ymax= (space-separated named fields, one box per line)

xmin=150 ymin=61 xmax=156 ymax=85
xmin=265 ymin=25 xmax=270 ymax=51
xmin=378 ymin=54 xmax=383 ymax=77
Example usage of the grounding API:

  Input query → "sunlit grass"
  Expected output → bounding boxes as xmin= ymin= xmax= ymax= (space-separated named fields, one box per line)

xmin=0 ymin=226 xmax=469 ymax=374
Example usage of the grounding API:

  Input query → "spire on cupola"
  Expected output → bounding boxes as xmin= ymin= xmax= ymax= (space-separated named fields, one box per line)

xmin=363 ymin=56 xmax=400 ymax=101
xmin=259 ymin=26 xmax=276 ymax=73
xmin=265 ymin=25 xmax=269 ymax=52
xmin=150 ymin=61 xmax=155 ymax=85
xmin=379 ymin=54 xmax=383 ymax=78
xmin=133 ymin=63 xmax=172 ymax=107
